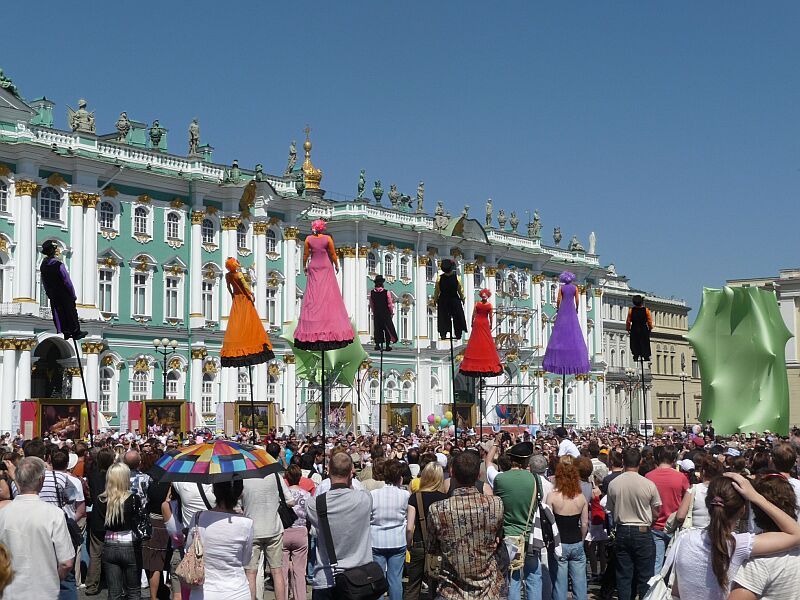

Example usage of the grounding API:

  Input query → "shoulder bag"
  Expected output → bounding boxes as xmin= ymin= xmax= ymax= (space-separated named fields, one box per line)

xmin=276 ymin=472 xmax=298 ymax=529
xmin=317 ymin=493 xmax=389 ymax=600
xmin=132 ymin=493 xmax=152 ymax=541
xmin=507 ymin=475 xmax=538 ymax=572
xmin=643 ymin=531 xmax=684 ymax=600
xmin=415 ymin=492 xmax=441 ymax=580
xmin=53 ymin=471 xmax=83 ymax=549
xmin=175 ymin=511 xmax=205 ymax=587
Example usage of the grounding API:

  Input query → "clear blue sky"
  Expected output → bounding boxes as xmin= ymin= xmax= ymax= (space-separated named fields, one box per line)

xmin=4 ymin=2 xmax=799 ymax=316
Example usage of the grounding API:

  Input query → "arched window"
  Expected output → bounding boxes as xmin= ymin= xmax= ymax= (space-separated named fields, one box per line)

xmin=99 ymin=367 xmax=114 ymax=412
xmin=202 ymin=373 xmax=214 ymax=413
xmin=385 ymin=379 xmax=398 ymax=403
xmin=566 ymin=386 xmax=575 ymax=415
xmin=40 ymin=187 xmax=62 ymax=221
xmin=237 ymin=371 xmax=249 ymax=403
xmin=237 ymin=223 xmax=248 ymax=249
xmin=370 ymin=379 xmax=380 ymax=403
xmin=201 ymin=219 xmax=215 ymax=244
xmin=400 ymin=256 xmax=410 ymax=279
xmin=426 ymin=261 xmax=435 ymax=282
xmin=131 ymin=371 xmax=148 ymax=401
xmin=550 ymin=284 xmax=557 ymax=304
xmin=495 ymin=271 xmax=503 ymax=294
xmin=367 ymin=252 xmax=377 ymax=273
xmin=401 ymin=380 xmax=413 ymax=402
xmin=266 ymin=287 xmax=277 ymax=325
xmin=99 ymin=201 xmax=114 ymax=229
xmin=620 ymin=349 xmax=626 ymax=369
xmin=0 ymin=255 xmax=6 ymax=303
xmin=384 ymin=254 xmax=394 ymax=277
xmin=400 ymin=303 xmax=412 ymax=340
xmin=166 ymin=370 xmax=180 ymax=400
xmin=134 ymin=207 xmax=149 ymax=235
xmin=0 ymin=180 xmax=7 ymax=213
xmin=266 ymin=373 xmax=279 ymax=403
xmin=610 ymin=349 xmax=616 ymax=368
xmin=473 ymin=269 xmax=483 ymax=288
xmin=166 ymin=212 xmax=180 ymax=239
xmin=202 ymin=279 xmax=215 ymax=321
xmin=266 ymin=229 xmax=277 ymax=253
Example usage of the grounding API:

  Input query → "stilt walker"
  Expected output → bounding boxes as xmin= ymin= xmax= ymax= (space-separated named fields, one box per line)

xmin=434 ymin=259 xmax=467 ymax=441
xmin=459 ymin=289 xmax=503 ymax=440
xmin=220 ymin=257 xmax=274 ymax=441
xmin=39 ymin=241 xmax=92 ymax=444
xmin=321 ymin=351 xmax=325 ymax=466
xmin=627 ymin=294 xmax=653 ymax=442
xmin=378 ymin=347 xmax=384 ymax=437
xmin=542 ymin=272 xmax=591 ymax=428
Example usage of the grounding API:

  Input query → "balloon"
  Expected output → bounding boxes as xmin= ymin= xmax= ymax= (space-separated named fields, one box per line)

xmin=427 ymin=414 xmax=435 ymax=424
xmin=429 ymin=425 xmax=437 ymax=433
xmin=444 ymin=411 xmax=453 ymax=421
xmin=440 ymin=418 xmax=449 ymax=427
xmin=434 ymin=415 xmax=442 ymax=424
xmin=495 ymin=405 xmax=508 ymax=418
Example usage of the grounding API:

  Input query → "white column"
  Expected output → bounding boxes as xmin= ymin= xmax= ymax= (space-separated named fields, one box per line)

xmin=220 ymin=217 xmax=239 ymax=324
xmin=256 ymin=363 xmax=268 ymax=407
xmin=594 ymin=290 xmax=604 ymax=360
xmin=417 ymin=361 xmax=433 ymax=422
xmin=13 ymin=181 xmax=37 ymax=306
xmin=68 ymin=194 xmax=85 ymax=305
xmin=1 ymin=340 xmax=17 ymax=432
xmin=463 ymin=262 xmax=476 ymax=328
xmin=283 ymin=355 xmax=296 ymax=429
xmin=253 ymin=222 xmax=268 ymax=318
xmin=190 ymin=347 xmax=205 ymax=415
xmin=357 ymin=247 xmax=369 ymax=336
xmin=16 ymin=340 xmax=32 ymax=402
xmin=486 ymin=266 xmax=498 ymax=302
xmin=70 ymin=368 xmax=84 ymax=400
xmin=82 ymin=195 xmax=99 ymax=313
xmin=579 ymin=287 xmax=588 ymax=339
xmin=190 ymin=211 xmax=204 ymax=327
xmin=283 ymin=227 xmax=299 ymax=324
xmin=415 ymin=257 xmax=429 ymax=347
xmin=536 ymin=371 xmax=545 ymax=423
xmin=83 ymin=342 xmax=101 ymax=405
xmin=342 ymin=247 xmax=356 ymax=319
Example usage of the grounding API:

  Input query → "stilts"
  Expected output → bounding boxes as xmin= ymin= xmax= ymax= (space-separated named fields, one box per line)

xmin=321 ymin=350 xmax=326 ymax=473
xmin=560 ymin=372 xmax=566 ymax=428
xmin=247 ymin=365 xmax=256 ymax=442
xmin=378 ymin=346 xmax=384 ymax=437
xmin=449 ymin=329 xmax=457 ymax=444
xmin=640 ymin=357 xmax=648 ymax=444
xmin=72 ymin=338 xmax=94 ymax=448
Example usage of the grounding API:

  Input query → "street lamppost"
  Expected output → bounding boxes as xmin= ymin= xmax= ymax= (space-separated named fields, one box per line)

xmin=625 ymin=367 xmax=636 ymax=431
xmin=679 ymin=370 xmax=688 ymax=433
xmin=153 ymin=338 xmax=178 ymax=399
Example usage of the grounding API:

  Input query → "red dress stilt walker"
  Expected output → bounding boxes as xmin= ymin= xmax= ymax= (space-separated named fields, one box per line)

xmin=459 ymin=291 xmax=503 ymax=377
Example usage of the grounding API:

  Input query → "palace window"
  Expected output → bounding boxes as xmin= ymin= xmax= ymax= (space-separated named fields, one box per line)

xmin=428 ymin=308 xmax=436 ymax=341
xmin=550 ymin=284 xmax=558 ymax=305
xmin=266 ymin=229 xmax=277 ymax=253
xmin=134 ymin=207 xmax=149 ymax=236
xmin=237 ymin=371 xmax=249 ymax=404
xmin=40 ymin=187 xmax=62 ymax=222
xmin=385 ymin=379 xmax=398 ymax=403
xmin=133 ymin=272 xmax=148 ymax=316
xmin=202 ymin=281 xmax=214 ymax=321
xmin=367 ymin=252 xmax=377 ymax=273
xmin=384 ymin=254 xmax=394 ymax=277
xmin=132 ymin=371 xmax=148 ymax=401
xmin=201 ymin=219 xmax=215 ymax=245
xmin=0 ymin=181 xmax=8 ymax=212
xmin=400 ymin=308 xmax=411 ymax=340
xmin=99 ymin=367 xmax=113 ymax=412
xmin=400 ymin=256 xmax=410 ymax=280
xmin=426 ymin=261 xmax=435 ymax=282
xmin=166 ymin=212 xmax=181 ymax=240
xmin=99 ymin=201 xmax=114 ymax=229
xmin=370 ymin=379 xmax=380 ymax=403
xmin=266 ymin=287 xmax=277 ymax=325
xmin=98 ymin=269 xmax=113 ymax=314
xmin=473 ymin=269 xmax=483 ymax=288
xmin=266 ymin=372 xmax=279 ymax=403
xmin=401 ymin=381 xmax=413 ymax=402
xmin=237 ymin=223 xmax=248 ymax=250
xmin=165 ymin=276 xmax=180 ymax=319
xmin=166 ymin=371 xmax=180 ymax=400
xmin=202 ymin=373 xmax=214 ymax=413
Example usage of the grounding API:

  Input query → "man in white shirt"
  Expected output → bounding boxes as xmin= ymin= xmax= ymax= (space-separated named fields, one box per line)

xmin=555 ymin=427 xmax=580 ymax=458
xmin=0 ymin=457 xmax=75 ymax=599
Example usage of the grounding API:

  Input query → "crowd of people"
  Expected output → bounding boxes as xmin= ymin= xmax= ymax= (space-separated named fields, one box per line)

xmin=1 ymin=421 xmax=800 ymax=599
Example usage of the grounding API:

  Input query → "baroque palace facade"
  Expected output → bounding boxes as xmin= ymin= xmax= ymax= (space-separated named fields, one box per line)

xmin=0 ymin=74 xmax=693 ymax=435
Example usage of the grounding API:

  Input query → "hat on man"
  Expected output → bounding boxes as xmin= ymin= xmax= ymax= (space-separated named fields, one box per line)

xmin=374 ymin=275 xmax=386 ymax=287
xmin=41 ymin=240 xmax=58 ymax=256
xmin=677 ymin=459 xmax=695 ymax=472
xmin=507 ymin=441 xmax=534 ymax=459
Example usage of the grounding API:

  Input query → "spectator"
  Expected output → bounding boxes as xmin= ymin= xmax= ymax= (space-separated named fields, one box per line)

xmin=428 ymin=450 xmax=507 ymax=598
xmin=370 ymin=459 xmax=409 ymax=600
xmin=676 ymin=453 xmax=724 ymax=529
xmin=0 ymin=457 xmax=74 ymax=599
xmin=51 ymin=449 xmax=85 ymax=600
xmin=405 ymin=462 xmax=446 ymax=600
xmin=588 ymin=441 xmax=609 ymax=486
xmin=123 ymin=450 xmax=151 ymax=511
xmin=84 ymin=447 xmax=116 ymax=596
xmin=283 ymin=465 xmax=311 ymax=600
xmin=555 ymin=427 xmax=579 ymax=458
xmin=645 ymin=445 xmax=688 ymax=572
xmin=0 ymin=543 xmax=12 ymax=597
xmin=362 ymin=457 xmax=387 ymax=492
xmin=771 ymin=444 xmax=800 ymax=518
xmin=547 ymin=461 xmax=589 ymax=600
xmin=600 ymin=451 xmax=624 ymax=496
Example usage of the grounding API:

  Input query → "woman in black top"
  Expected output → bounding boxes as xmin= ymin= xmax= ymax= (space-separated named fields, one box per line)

xmin=84 ymin=447 xmax=115 ymax=595
xmin=405 ymin=463 xmax=447 ymax=600
xmin=97 ymin=462 xmax=142 ymax=600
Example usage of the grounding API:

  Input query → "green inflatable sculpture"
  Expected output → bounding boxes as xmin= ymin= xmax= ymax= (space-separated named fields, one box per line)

xmin=686 ymin=286 xmax=793 ymax=435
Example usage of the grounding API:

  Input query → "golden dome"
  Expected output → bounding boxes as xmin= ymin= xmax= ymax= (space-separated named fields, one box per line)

xmin=301 ymin=125 xmax=322 ymax=190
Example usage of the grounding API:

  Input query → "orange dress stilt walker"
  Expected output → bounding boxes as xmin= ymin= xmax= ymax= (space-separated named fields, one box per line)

xmin=220 ymin=258 xmax=274 ymax=367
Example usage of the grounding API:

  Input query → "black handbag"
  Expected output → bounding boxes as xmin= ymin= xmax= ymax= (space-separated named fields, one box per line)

xmin=275 ymin=473 xmax=298 ymax=529
xmin=317 ymin=493 xmax=389 ymax=600
xmin=52 ymin=471 xmax=83 ymax=549
xmin=133 ymin=495 xmax=152 ymax=541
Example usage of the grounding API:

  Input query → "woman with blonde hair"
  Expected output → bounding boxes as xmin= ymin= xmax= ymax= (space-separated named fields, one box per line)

xmin=405 ymin=462 xmax=446 ymax=600
xmin=0 ymin=543 xmax=13 ymax=598
xmin=96 ymin=462 xmax=143 ymax=600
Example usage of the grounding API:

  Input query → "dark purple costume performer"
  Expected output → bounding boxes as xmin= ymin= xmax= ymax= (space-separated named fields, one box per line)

xmin=40 ymin=241 xmax=86 ymax=340
xmin=370 ymin=275 xmax=398 ymax=351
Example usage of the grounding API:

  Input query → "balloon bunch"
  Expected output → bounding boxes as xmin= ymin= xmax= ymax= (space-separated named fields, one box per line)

xmin=426 ymin=411 xmax=455 ymax=434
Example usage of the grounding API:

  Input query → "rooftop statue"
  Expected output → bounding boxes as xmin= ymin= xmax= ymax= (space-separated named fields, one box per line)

xmin=0 ymin=68 xmax=20 ymax=98
xmin=388 ymin=184 xmax=400 ymax=208
xmin=254 ymin=163 xmax=265 ymax=182
xmin=510 ymin=211 xmax=520 ymax=233
xmin=68 ymin=98 xmax=96 ymax=134
xmin=372 ymin=180 xmax=384 ymax=204
xmin=295 ymin=170 xmax=305 ymax=197
xmin=115 ymin=112 xmax=131 ymax=143
xmin=461 ymin=205 xmax=470 ymax=219
xmin=589 ymin=231 xmax=596 ymax=254
xmin=568 ymin=235 xmax=584 ymax=252
xmin=400 ymin=194 xmax=412 ymax=210
xmin=284 ymin=140 xmax=297 ymax=175
xmin=553 ymin=226 xmax=562 ymax=246
xmin=226 ymin=160 xmax=241 ymax=184
xmin=485 ymin=198 xmax=493 ymax=226
xmin=416 ymin=181 xmax=425 ymax=213
xmin=433 ymin=201 xmax=449 ymax=231
xmin=357 ymin=169 xmax=366 ymax=199
xmin=188 ymin=118 xmax=200 ymax=155
xmin=497 ymin=209 xmax=507 ymax=229
xmin=149 ymin=120 xmax=165 ymax=149
xmin=531 ymin=209 xmax=542 ymax=237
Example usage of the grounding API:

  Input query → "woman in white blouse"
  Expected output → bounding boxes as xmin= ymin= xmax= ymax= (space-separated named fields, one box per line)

xmin=370 ymin=459 xmax=410 ymax=600
xmin=676 ymin=453 xmax=724 ymax=529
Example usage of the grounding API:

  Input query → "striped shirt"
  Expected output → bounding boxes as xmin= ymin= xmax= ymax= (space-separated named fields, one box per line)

xmin=39 ymin=470 xmax=78 ymax=511
xmin=369 ymin=484 xmax=410 ymax=549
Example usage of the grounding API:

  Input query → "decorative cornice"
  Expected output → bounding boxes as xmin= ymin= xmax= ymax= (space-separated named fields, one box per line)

xmin=283 ymin=353 xmax=296 ymax=364
xmin=46 ymin=172 xmax=67 ymax=187
xmin=340 ymin=246 xmax=356 ymax=258
xmin=533 ymin=274 xmax=546 ymax=284
xmin=69 ymin=191 xmax=87 ymax=206
xmin=14 ymin=180 xmax=40 ymax=197
xmin=268 ymin=215 xmax=281 ymax=226
xmin=283 ymin=227 xmax=299 ymax=240
xmin=358 ymin=246 xmax=370 ymax=258
xmin=205 ymin=206 xmax=218 ymax=215
xmin=166 ymin=264 xmax=184 ymax=276
xmin=102 ymin=186 xmax=119 ymax=198
xmin=136 ymin=194 xmax=152 ymax=204
xmin=202 ymin=360 xmax=218 ymax=374
xmin=0 ymin=237 xmax=7 ymax=253
xmin=81 ymin=341 xmax=104 ymax=354
xmin=268 ymin=363 xmax=281 ymax=377
xmin=252 ymin=222 xmax=269 ymax=235
xmin=485 ymin=266 xmax=498 ymax=276
xmin=170 ymin=198 xmax=184 ymax=209
xmin=101 ymin=355 xmax=116 ymax=367
xmin=191 ymin=347 xmax=208 ymax=360
xmin=418 ymin=256 xmax=430 ymax=266
xmin=168 ymin=357 xmax=183 ymax=371
xmin=0 ymin=164 xmax=11 ymax=177
xmin=190 ymin=210 xmax=205 ymax=225
xmin=221 ymin=216 xmax=241 ymax=230
xmin=83 ymin=193 xmax=100 ymax=208
xmin=14 ymin=339 xmax=36 ymax=351
xmin=464 ymin=262 xmax=476 ymax=274
xmin=133 ymin=357 xmax=151 ymax=372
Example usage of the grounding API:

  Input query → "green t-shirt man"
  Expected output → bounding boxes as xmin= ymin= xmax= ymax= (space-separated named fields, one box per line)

xmin=493 ymin=468 xmax=537 ymax=536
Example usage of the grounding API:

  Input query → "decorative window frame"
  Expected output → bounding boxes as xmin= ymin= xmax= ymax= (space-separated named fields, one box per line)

xmin=0 ymin=177 xmax=10 ymax=215
xmin=129 ymin=355 xmax=156 ymax=401
xmin=164 ymin=209 xmax=185 ymax=248
xmin=201 ymin=215 xmax=220 ymax=252
xmin=367 ymin=251 xmax=377 ymax=275
xmin=97 ymin=250 xmax=123 ymax=319
xmin=201 ymin=262 xmax=222 ymax=326
xmin=399 ymin=253 xmax=412 ymax=285
xmin=98 ymin=198 xmax=120 ymax=239
xmin=162 ymin=261 xmax=186 ymax=325
xmin=131 ymin=203 xmax=153 ymax=243
xmin=166 ymin=354 xmax=187 ymax=399
xmin=236 ymin=220 xmax=252 ymax=257
xmin=383 ymin=250 xmax=396 ymax=282
xmin=99 ymin=352 xmax=124 ymax=413
xmin=39 ymin=185 xmax=67 ymax=226
xmin=201 ymin=358 xmax=220 ymax=414
xmin=129 ymin=254 xmax=157 ymax=322
xmin=265 ymin=226 xmax=281 ymax=260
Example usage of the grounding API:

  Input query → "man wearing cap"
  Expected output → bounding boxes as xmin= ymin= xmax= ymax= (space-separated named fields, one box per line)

xmin=554 ymin=427 xmax=579 ymax=458
xmin=40 ymin=240 xmax=86 ymax=341
xmin=493 ymin=441 xmax=541 ymax=600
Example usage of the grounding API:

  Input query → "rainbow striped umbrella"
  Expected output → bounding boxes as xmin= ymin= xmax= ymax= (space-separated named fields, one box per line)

xmin=151 ymin=440 xmax=282 ymax=483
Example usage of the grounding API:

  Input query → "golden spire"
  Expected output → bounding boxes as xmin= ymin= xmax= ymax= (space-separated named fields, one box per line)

xmin=302 ymin=125 xmax=323 ymax=190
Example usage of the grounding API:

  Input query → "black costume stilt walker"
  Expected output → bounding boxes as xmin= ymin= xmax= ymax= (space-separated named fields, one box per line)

xmin=627 ymin=295 xmax=653 ymax=443
xmin=39 ymin=241 xmax=91 ymax=445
